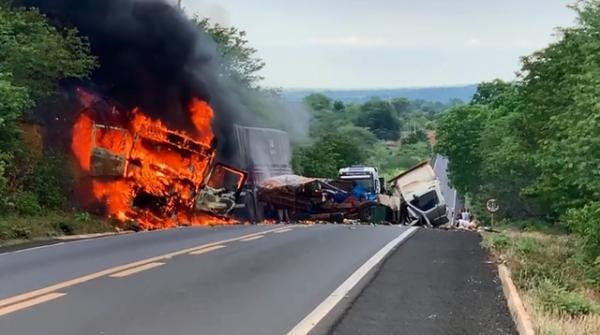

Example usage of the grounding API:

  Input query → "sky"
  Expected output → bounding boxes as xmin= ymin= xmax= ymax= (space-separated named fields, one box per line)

xmin=180 ymin=0 xmax=577 ymax=89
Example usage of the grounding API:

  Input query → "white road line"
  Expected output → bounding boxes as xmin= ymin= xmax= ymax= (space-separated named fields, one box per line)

xmin=0 ymin=226 xmax=281 ymax=257
xmin=109 ymin=262 xmax=165 ymax=278
xmin=287 ymin=227 xmax=419 ymax=335
xmin=0 ymin=242 xmax=66 ymax=257
xmin=0 ymin=226 xmax=289 ymax=309
xmin=274 ymin=228 xmax=293 ymax=234
xmin=240 ymin=235 xmax=264 ymax=242
xmin=189 ymin=245 xmax=226 ymax=255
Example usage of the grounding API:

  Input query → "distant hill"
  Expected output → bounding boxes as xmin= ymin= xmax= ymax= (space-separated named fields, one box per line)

xmin=282 ymin=85 xmax=478 ymax=104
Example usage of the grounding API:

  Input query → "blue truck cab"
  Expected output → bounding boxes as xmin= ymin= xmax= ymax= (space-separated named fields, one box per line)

xmin=338 ymin=166 xmax=381 ymax=202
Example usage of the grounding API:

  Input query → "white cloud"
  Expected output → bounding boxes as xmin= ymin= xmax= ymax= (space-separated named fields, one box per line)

xmin=465 ymin=37 xmax=482 ymax=47
xmin=305 ymin=35 xmax=390 ymax=48
xmin=465 ymin=37 xmax=538 ymax=50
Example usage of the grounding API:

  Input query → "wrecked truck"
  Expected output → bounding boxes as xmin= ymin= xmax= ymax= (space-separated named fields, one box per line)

xmin=255 ymin=161 xmax=448 ymax=226
xmin=71 ymin=91 xmax=247 ymax=228
xmin=384 ymin=161 xmax=449 ymax=226
xmin=256 ymin=175 xmax=377 ymax=222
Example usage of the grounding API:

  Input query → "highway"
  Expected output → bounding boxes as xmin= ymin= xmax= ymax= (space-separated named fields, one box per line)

xmin=0 ymin=224 xmax=415 ymax=335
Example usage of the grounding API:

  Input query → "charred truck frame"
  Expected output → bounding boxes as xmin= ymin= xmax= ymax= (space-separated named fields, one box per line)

xmin=75 ymin=94 xmax=247 ymax=227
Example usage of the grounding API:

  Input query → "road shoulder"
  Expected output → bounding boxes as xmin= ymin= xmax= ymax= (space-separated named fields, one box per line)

xmin=330 ymin=229 xmax=517 ymax=335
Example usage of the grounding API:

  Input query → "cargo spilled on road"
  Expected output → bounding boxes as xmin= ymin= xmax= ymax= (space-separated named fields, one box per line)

xmin=254 ymin=161 xmax=449 ymax=226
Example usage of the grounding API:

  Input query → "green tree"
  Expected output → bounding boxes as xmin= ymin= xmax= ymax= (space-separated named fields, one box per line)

xmin=391 ymin=97 xmax=410 ymax=116
xmin=0 ymin=5 xmax=96 ymax=101
xmin=333 ymin=100 xmax=345 ymax=113
xmin=355 ymin=99 xmax=401 ymax=141
xmin=516 ymin=1 xmax=600 ymax=214
xmin=0 ymin=73 xmax=33 ymax=151
xmin=436 ymin=1 xmax=600 ymax=222
xmin=403 ymin=129 xmax=427 ymax=145
xmin=471 ymin=80 xmax=519 ymax=108
xmin=293 ymin=133 xmax=367 ymax=178
xmin=435 ymin=104 xmax=486 ymax=196
xmin=303 ymin=93 xmax=332 ymax=111
xmin=194 ymin=17 xmax=265 ymax=87
xmin=0 ymin=4 xmax=96 ymax=214
xmin=336 ymin=125 xmax=378 ymax=147
xmin=0 ymin=73 xmax=32 ymax=204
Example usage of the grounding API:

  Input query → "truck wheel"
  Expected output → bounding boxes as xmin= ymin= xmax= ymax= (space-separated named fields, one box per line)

xmin=256 ymin=201 xmax=266 ymax=223
xmin=244 ymin=193 xmax=258 ymax=223
xmin=359 ymin=204 xmax=372 ymax=223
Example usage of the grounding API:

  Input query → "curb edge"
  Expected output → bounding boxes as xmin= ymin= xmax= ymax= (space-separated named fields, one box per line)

xmin=498 ymin=264 xmax=535 ymax=335
xmin=55 ymin=231 xmax=134 ymax=241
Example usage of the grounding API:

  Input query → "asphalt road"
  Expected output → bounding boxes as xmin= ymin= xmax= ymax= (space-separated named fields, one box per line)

xmin=0 ymin=224 xmax=412 ymax=335
xmin=331 ymin=229 xmax=516 ymax=335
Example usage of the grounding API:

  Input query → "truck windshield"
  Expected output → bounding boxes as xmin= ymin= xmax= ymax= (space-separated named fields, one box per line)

xmin=346 ymin=178 xmax=374 ymax=192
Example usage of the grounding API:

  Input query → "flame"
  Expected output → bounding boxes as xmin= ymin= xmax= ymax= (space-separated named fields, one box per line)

xmin=71 ymin=91 xmax=233 ymax=229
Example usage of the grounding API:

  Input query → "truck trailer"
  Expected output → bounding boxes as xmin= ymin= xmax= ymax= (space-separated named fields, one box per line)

xmin=230 ymin=125 xmax=293 ymax=222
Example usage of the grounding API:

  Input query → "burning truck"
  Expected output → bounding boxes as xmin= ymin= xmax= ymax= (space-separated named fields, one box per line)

xmin=26 ymin=0 xmax=304 ymax=229
xmin=71 ymin=89 xmax=247 ymax=230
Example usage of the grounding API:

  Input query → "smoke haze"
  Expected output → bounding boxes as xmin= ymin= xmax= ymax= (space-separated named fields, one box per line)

xmin=23 ymin=0 xmax=309 ymax=159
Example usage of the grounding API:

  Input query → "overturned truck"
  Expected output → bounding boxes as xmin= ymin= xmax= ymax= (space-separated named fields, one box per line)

xmin=256 ymin=161 xmax=448 ymax=226
xmin=382 ymin=161 xmax=449 ymax=226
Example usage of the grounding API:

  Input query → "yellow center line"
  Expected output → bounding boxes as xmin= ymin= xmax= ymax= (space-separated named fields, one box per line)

xmin=109 ymin=262 xmax=165 ymax=278
xmin=240 ymin=235 xmax=264 ymax=242
xmin=0 ymin=293 xmax=66 ymax=317
xmin=0 ymin=226 xmax=290 ymax=309
xmin=189 ymin=245 xmax=226 ymax=255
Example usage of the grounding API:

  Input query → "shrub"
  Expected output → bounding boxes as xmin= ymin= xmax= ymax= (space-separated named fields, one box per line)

xmin=57 ymin=221 xmax=75 ymax=235
xmin=9 ymin=224 xmax=32 ymax=239
xmin=515 ymin=237 xmax=541 ymax=255
xmin=76 ymin=212 xmax=92 ymax=222
xmin=32 ymin=152 xmax=73 ymax=210
xmin=403 ymin=130 xmax=427 ymax=145
xmin=564 ymin=202 xmax=600 ymax=262
xmin=490 ymin=233 xmax=511 ymax=250
xmin=11 ymin=191 xmax=42 ymax=216
xmin=535 ymin=280 xmax=599 ymax=317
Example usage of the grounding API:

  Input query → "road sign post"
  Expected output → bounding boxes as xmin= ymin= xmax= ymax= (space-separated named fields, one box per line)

xmin=486 ymin=198 xmax=500 ymax=228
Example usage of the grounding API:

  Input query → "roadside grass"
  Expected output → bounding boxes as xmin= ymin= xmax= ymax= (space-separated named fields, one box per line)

xmin=482 ymin=225 xmax=600 ymax=335
xmin=0 ymin=212 xmax=119 ymax=246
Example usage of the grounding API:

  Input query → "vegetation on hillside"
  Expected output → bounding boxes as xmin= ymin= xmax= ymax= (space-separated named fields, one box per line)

xmin=293 ymin=94 xmax=458 ymax=178
xmin=484 ymin=226 xmax=599 ymax=335
xmin=0 ymin=3 xmax=96 ymax=218
xmin=436 ymin=0 xmax=600 ymax=262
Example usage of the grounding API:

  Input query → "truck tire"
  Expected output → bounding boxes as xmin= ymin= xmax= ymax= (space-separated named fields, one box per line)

xmin=359 ymin=204 xmax=373 ymax=223
xmin=244 ymin=192 xmax=259 ymax=223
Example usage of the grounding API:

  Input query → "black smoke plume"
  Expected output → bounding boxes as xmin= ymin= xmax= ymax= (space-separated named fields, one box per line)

xmin=22 ymin=0 xmax=240 ymax=156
